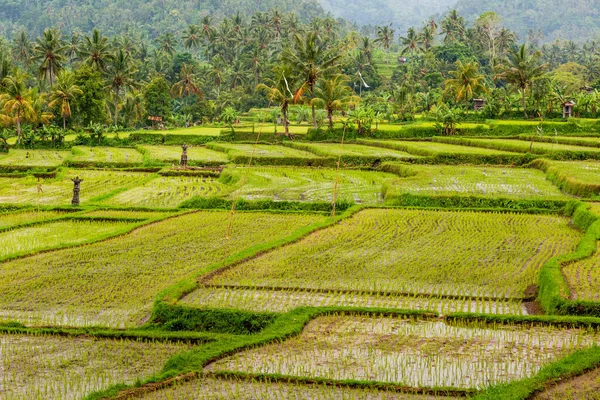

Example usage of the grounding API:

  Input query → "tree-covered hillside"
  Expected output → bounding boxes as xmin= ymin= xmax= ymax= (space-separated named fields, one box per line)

xmin=455 ymin=0 xmax=600 ymax=42
xmin=0 ymin=0 xmax=325 ymax=38
xmin=320 ymin=0 xmax=456 ymax=31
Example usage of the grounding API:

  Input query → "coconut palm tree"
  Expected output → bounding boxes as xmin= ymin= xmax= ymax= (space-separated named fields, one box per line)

xmin=182 ymin=24 xmax=202 ymax=55
xmin=79 ymin=29 xmax=113 ymax=71
xmin=49 ymin=71 xmax=82 ymax=130
xmin=256 ymin=66 xmax=296 ymax=137
xmin=312 ymin=74 xmax=354 ymax=130
xmin=440 ymin=10 xmax=465 ymax=43
xmin=444 ymin=60 xmax=488 ymax=113
xmin=156 ymin=32 xmax=178 ymax=56
xmin=375 ymin=25 xmax=395 ymax=64
xmin=32 ymin=28 xmax=67 ymax=87
xmin=399 ymin=28 xmax=422 ymax=56
xmin=12 ymin=30 xmax=32 ymax=66
xmin=0 ymin=70 xmax=34 ymax=144
xmin=105 ymin=49 xmax=138 ymax=125
xmin=123 ymin=89 xmax=145 ymax=128
xmin=281 ymin=31 xmax=342 ymax=128
xmin=171 ymin=63 xmax=203 ymax=107
xmin=497 ymin=45 xmax=547 ymax=118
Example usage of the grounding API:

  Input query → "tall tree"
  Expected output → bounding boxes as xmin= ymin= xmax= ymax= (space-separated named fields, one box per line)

xmin=399 ymin=28 xmax=422 ymax=56
xmin=312 ymin=74 xmax=354 ymax=130
xmin=0 ymin=70 xmax=34 ymax=144
xmin=12 ymin=30 xmax=32 ymax=66
xmin=49 ymin=71 xmax=82 ymax=130
xmin=32 ymin=28 xmax=66 ymax=87
xmin=281 ymin=31 xmax=342 ymax=128
xmin=105 ymin=49 xmax=138 ymax=125
xmin=171 ymin=63 xmax=203 ymax=107
xmin=182 ymin=24 xmax=202 ymax=56
xmin=444 ymin=60 xmax=487 ymax=113
xmin=79 ymin=29 xmax=113 ymax=72
xmin=497 ymin=45 xmax=547 ymax=118
xmin=375 ymin=25 xmax=395 ymax=64
xmin=256 ymin=66 xmax=296 ymax=137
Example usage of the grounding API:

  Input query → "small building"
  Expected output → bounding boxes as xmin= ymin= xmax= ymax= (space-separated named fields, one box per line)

xmin=562 ymin=101 xmax=575 ymax=118
xmin=473 ymin=98 xmax=486 ymax=111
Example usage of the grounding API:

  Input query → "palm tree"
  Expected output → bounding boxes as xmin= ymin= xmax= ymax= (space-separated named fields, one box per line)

xmin=399 ymin=28 xmax=422 ymax=56
xmin=105 ymin=49 xmax=138 ymax=125
xmin=497 ymin=45 xmax=547 ymax=118
xmin=78 ymin=29 xmax=113 ymax=71
xmin=0 ymin=70 xmax=34 ymax=144
xmin=312 ymin=74 xmax=354 ymax=130
xmin=281 ymin=31 xmax=342 ymax=128
xmin=156 ymin=32 xmax=178 ymax=56
xmin=375 ymin=25 xmax=395 ymax=64
xmin=49 ymin=71 xmax=82 ymax=130
xmin=66 ymin=32 xmax=81 ymax=66
xmin=171 ymin=63 xmax=203 ymax=107
xmin=12 ymin=30 xmax=32 ymax=65
xmin=256 ymin=66 xmax=296 ymax=137
xmin=419 ymin=26 xmax=434 ymax=52
xmin=123 ymin=89 xmax=145 ymax=127
xmin=32 ymin=28 xmax=67 ymax=87
xmin=444 ymin=60 xmax=487 ymax=113
xmin=182 ymin=24 xmax=202 ymax=55
xmin=440 ymin=10 xmax=465 ymax=43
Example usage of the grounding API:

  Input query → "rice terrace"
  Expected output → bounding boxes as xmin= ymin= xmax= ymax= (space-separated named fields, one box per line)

xmin=4 ymin=0 xmax=600 ymax=399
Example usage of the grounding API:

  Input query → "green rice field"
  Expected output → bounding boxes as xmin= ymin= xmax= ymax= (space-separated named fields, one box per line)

xmin=69 ymin=146 xmax=144 ymax=165
xmin=206 ymin=209 xmax=579 ymax=298
xmin=140 ymin=145 xmax=229 ymax=165
xmin=0 ymin=149 xmax=71 ymax=168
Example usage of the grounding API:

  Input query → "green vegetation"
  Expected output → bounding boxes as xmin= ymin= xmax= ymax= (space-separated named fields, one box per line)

xmin=532 ymin=159 xmax=600 ymax=198
xmin=101 ymin=176 xmax=229 ymax=208
xmin=68 ymin=146 xmax=144 ymax=167
xmin=0 ymin=209 xmax=70 ymax=228
xmin=0 ymin=211 xmax=321 ymax=327
xmin=0 ymin=332 xmax=193 ymax=399
xmin=0 ymin=149 xmax=70 ymax=170
xmin=0 ymin=219 xmax=135 ymax=261
xmin=381 ymin=164 xmax=567 ymax=200
xmin=562 ymin=245 xmax=600 ymax=302
xmin=207 ymin=209 xmax=579 ymax=298
xmin=182 ymin=286 xmax=526 ymax=315
xmin=0 ymin=170 xmax=148 ymax=205
xmin=205 ymin=315 xmax=600 ymax=389
xmin=206 ymin=143 xmax=328 ymax=166
xmin=224 ymin=166 xmax=394 ymax=204
xmin=285 ymin=142 xmax=416 ymax=165
xmin=140 ymin=145 xmax=229 ymax=166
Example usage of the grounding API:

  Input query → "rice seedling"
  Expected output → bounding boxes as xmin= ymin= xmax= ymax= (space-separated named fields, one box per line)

xmin=0 ymin=332 xmax=193 ymax=400
xmin=140 ymin=145 xmax=229 ymax=165
xmin=0 ymin=170 xmax=150 ymax=205
xmin=138 ymin=376 xmax=450 ymax=399
xmin=207 ymin=143 xmax=321 ymax=159
xmin=382 ymin=164 xmax=567 ymax=199
xmin=286 ymin=142 xmax=415 ymax=160
xmin=360 ymin=140 xmax=521 ymax=156
xmin=102 ymin=176 xmax=231 ymax=208
xmin=562 ymin=245 xmax=600 ymax=301
xmin=0 ymin=209 xmax=69 ymax=228
xmin=227 ymin=166 xmax=396 ymax=204
xmin=181 ymin=286 xmax=527 ymax=315
xmin=533 ymin=159 xmax=600 ymax=197
xmin=435 ymin=138 xmax=600 ymax=155
xmin=0 ymin=149 xmax=71 ymax=168
xmin=588 ymin=202 xmax=600 ymax=215
xmin=208 ymin=209 xmax=580 ymax=299
xmin=70 ymin=146 xmax=144 ymax=165
xmin=0 ymin=211 xmax=321 ymax=327
xmin=0 ymin=219 xmax=135 ymax=260
xmin=531 ymin=366 xmax=600 ymax=399
xmin=205 ymin=315 xmax=600 ymax=389
xmin=82 ymin=209 xmax=175 ymax=219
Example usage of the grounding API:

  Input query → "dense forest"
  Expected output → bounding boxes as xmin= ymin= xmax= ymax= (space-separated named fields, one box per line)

xmin=0 ymin=0 xmax=325 ymax=38
xmin=2 ymin=0 xmax=600 ymax=43
xmin=320 ymin=0 xmax=456 ymax=34
xmin=1 ymin=5 xmax=600 ymax=147
xmin=455 ymin=0 xmax=600 ymax=42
